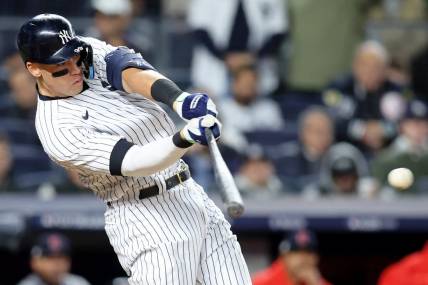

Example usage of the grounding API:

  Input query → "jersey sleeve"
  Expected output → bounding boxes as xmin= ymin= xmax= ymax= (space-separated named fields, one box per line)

xmin=48 ymin=127 xmax=134 ymax=175
xmin=82 ymin=37 xmax=155 ymax=86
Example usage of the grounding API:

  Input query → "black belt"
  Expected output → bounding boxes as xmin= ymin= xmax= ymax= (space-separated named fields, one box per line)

xmin=107 ymin=169 xmax=191 ymax=206
xmin=139 ymin=169 xmax=191 ymax=199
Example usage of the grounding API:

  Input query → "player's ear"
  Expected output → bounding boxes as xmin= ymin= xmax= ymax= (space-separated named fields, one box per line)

xmin=26 ymin=62 xmax=42 ymax=78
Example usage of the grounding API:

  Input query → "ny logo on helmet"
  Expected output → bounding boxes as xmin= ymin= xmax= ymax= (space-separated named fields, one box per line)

xmin=59 ymin=30 xmax=73 ymax=44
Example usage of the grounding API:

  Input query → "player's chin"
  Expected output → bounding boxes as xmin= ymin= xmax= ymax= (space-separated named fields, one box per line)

xmin=71 ymin=78 xmax=84 ymax=94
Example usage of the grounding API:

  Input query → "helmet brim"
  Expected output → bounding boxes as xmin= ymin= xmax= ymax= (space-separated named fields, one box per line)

xmin=42 ymin=37 xmax=83 ymax=64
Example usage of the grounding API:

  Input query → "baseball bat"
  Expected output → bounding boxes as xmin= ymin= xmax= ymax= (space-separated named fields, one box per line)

xmin=205 ymin=128 xmax=245 ymax=218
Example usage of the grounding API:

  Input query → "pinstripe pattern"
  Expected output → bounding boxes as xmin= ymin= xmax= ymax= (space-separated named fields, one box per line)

xmin=105 ymin=180 xmax=251 ymax=285
xmin=35 ymin=36 xmax=251 ymax=284
xmin=35 ymin=86 xmax=180 ymax=202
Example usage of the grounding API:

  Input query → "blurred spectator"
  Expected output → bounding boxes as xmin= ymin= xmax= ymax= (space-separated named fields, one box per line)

xmin=0 ymin=51 xmax=20 ymax=116
xmin=0 ymin=134 xmax=19 ymax=192
xmin=278 ymin=106 xmax=334 ymax=189
xmin=130 ymin=0 xmax=146 ymax=17
xmin=162 ymin=0 xmax=190 ymax=18
xmin=369 ymin=0 xmax=428 ymax=88
xmin=378 ymin=241 xmax=428 ymax=285
xmin=188 ymin=0 xmax=287 ymax=98
xmin=235 ymin=146 xmax=283 ymax=199
xmin=252 ymin=228 xmax=331 ymax=285
xmin=387 ymin=59 xmax=409 ymax=86
xmin=17 ymin=233 xmax=91 ymax=285
xmin=184 ymin=143 xmax=244 ymax=193
xmin=1 ymin=68 xmax=37 ymax=120
xmin=323 ymin=41 xmax=407 ymax=156
xmin=2 ymin=50 xmax=25 ymax=75
xmin=369 ymin=0 xmax=426 ymax=20
xmin=282 ymin=0 xmax=374 ymax=92
xmin=219 ymin=64 xmax=285 ymax=149
xmin=304 ymin=142 xmax=377 ymax=199
xmin=0 ymin=61 xmax=45 ymax=170
xmin=86 ymin=0 xmax=154 ymax=60
xmin=372 ymin=100 xmax=428 ymax=195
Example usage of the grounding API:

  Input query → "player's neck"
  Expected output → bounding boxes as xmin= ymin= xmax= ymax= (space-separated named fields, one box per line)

xmin=36 ymin=78 xmax=55 ymax=97
xmin=36 ymin=78 xmax=67 ymax=98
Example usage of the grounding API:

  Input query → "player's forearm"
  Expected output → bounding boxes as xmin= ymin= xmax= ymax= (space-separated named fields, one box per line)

xmin=121 ymin=135 xmax=190 ymax=177
xmin=122 ymin=68 xmax=187 ymax=109
xmin=121 ymin=68 xmax=166 ymax=100
xmin=121 ymin=67 xmax=217 ymax=121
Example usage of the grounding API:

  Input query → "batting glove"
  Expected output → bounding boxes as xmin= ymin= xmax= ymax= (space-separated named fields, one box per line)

xmin=180 ymin=114 xmax=221 ymax=145
xmin=173 ymin=92 xmax=218 ymax=121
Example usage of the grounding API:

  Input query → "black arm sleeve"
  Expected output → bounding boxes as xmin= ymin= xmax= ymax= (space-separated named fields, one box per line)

xmin=151 ymin=79 xmax=183 ymax=107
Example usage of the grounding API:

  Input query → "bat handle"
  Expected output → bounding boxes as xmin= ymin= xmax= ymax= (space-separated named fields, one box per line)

xmin=205 ymin=128 xmax=215 ymax=145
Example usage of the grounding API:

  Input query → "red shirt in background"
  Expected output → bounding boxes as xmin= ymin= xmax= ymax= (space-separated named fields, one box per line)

xmin=378 ymin=242 xmax=428 ymax=285
xmin=252 ymin=259 xmax=332 ymax=285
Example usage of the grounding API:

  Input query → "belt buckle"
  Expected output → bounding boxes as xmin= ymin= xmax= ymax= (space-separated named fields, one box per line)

xmin=176 ymin=172 xmax=183 ymax=184
xmin=176 ymin=163 xmax=188 ymax=185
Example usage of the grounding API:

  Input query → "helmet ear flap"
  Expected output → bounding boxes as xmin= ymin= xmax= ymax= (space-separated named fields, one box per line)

xmin=78 ymin=42 xmax=94 ymax=80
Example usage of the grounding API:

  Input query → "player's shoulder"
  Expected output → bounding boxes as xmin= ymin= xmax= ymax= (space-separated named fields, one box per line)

xmin=81 ymin=37 xmax=128 ymax=60
xmin=79 ymin=36 xmax=103 ymax=45
xmin=79 ymin=36 xmax=111 ymax=51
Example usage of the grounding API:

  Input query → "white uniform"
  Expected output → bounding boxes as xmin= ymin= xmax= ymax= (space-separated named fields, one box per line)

xmin=35 ymin=37 xmax=251 ymax=285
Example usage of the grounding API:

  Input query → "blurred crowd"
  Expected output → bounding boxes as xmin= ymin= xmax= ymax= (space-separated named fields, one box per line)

xmin=1 ymin=0 xmax=428 ymax=202
xmin=19 ymin=229 xmax=428 ymax=285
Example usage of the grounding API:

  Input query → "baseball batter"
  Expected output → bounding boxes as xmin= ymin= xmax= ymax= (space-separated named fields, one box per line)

xmin=17 ymin=14 xmax=251 ymax=285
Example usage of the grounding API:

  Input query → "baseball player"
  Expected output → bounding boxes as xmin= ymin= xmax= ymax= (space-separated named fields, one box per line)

xmin=16 ymin=14 xmax=251 ymax=285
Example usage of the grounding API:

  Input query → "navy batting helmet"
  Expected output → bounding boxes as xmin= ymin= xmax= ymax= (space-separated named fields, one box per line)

xmin=17 ymin=14 xmax=94 ymax=78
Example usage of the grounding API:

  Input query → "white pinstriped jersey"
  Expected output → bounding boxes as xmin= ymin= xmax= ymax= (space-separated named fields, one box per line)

xmin=35 ymin=37 xmax=181 ymax=202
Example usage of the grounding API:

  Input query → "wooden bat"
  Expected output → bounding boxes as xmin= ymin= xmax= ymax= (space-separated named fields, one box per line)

xmin=205 ymin=129 xmax=245 ymax=218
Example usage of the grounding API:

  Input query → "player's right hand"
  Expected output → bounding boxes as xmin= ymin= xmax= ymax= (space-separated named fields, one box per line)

xmin=180 ymin=114 xmax=221 ymax=145
xmin=173 ymin=92 xmax=218 ymax=121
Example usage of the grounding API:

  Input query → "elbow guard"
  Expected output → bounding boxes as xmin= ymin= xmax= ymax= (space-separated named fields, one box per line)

xmin=105 ymin=47 xmax=155 ymax=91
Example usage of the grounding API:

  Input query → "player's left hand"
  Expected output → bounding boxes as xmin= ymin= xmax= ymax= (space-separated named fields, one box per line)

xmin=180 ymin=114 xmax=221 ymax=145
xmin=173 ymin=92 xmax=217 ymax=121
